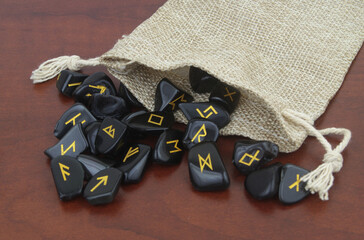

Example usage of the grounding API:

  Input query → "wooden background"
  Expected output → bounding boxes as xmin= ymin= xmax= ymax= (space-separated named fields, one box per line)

xmin=0 ymin=1 xmax=363 ymax=239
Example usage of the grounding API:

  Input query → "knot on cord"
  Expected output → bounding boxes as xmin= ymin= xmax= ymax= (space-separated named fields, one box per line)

xmin=31 ymin=55 xmax=100 ymax=84
xmin=65 ymin=55 xmax=83 ymax=70
xmin=322 ymin=151 xmax=343 ymax=173
xmin=282 ymin=109 xmax=351 ymax=201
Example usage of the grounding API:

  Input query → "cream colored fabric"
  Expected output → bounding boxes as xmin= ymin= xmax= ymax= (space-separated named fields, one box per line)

xmin=99 ymin=0 xmax=363 ymax=153
xmin=30 ymin=0 xmax=363 ymax=199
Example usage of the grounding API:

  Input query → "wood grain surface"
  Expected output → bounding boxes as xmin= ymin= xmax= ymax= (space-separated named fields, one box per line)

xmin=0 ymin=1 xmax=363 ymax=239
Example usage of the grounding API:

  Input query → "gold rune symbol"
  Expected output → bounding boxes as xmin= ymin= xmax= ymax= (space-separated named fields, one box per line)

xmin=103 ymin=125 xmax=115 ymax=138
xmin=168 ymin=94 xmax=187 ymax=110
xmin=65 ymin=113 xmax=86 ymax=126
xmin=166 ymin=140 xmax=182 ymax=154
xmin=239 ymin=150 xmax=260 ymax=166
xmin=198 ymin=153 xmax=213 ymax=173
xmin=191 ymin=124 xmax=207 ymax=143
xmin=196 ymin=106 xmax=218 ymax=119
xmin=88 ymin=85 xmax=107 ymax=94
xmin=67 ymin=82 xmax=82 ymax=87
xmin=148 ymin=114 xmax=164 ymax=126
xmin=90 ymin=175 xmax=108 ymax=192
xmin=61 ymin=141 xmax=76 ymax=155
xmin=289 ymin=174 xmax=301 ymax=192
xmin=58 ymin=163 xmax=70 ymax=181
xmin=223 ymin=87 xmax=237 ymax=102
xmin=123 ymin=147 xmax=140 ymax=162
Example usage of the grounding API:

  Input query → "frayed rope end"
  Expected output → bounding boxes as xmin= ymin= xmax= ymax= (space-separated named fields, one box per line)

xmin=30 ymin=55 xmax=101 ymax=84
xmin=283 ymin=110 xmax=351 ymax=201
xmin=301 ymin=150 xmax=346 ymax=201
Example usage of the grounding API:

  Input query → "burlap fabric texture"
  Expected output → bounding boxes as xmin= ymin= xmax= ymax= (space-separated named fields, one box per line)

xmin=31 ymin=0 xmax=363 ymax=200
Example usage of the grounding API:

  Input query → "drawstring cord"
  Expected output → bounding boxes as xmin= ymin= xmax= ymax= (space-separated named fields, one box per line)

xmin=30 ymin=55 xmax=101 ymax=84
xmin=283 ymin=109 xmax=351 ymax=200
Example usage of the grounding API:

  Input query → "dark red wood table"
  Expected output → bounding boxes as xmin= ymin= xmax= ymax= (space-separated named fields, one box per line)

xmin=0 ymin=1 xmax=363 ymax=239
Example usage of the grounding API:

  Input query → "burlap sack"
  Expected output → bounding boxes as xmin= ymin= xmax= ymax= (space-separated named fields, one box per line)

xmin=31 ymin=0 xmax=363 ymax=200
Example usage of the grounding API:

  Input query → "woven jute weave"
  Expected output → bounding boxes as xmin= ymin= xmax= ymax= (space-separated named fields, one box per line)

xmin=98 ymin=0 xmax=364 ymax=153
xmin=31 ymin=0 xmax=363 ymax=200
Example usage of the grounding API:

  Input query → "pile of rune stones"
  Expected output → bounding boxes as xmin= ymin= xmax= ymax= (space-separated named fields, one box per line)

xmin=45 ymin=67 xmax=309 ymax=205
